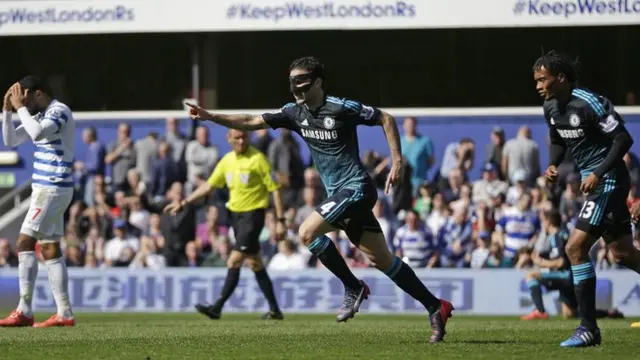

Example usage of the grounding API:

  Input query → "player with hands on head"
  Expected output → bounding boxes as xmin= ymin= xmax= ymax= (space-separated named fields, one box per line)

xmin=1 ymin=77 xmax=76 ymax=328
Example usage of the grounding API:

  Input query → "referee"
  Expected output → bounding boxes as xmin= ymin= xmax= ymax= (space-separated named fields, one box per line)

xmin=164 ymin=129 xmax=286 ymax=320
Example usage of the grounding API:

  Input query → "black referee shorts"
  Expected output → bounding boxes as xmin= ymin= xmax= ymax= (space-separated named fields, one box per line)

xmin=230 ymin=208 xmax=265 ymax=254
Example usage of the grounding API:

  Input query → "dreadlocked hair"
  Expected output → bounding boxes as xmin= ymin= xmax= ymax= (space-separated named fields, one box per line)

xmin=532 ymin=50 xmax=580 ymax=86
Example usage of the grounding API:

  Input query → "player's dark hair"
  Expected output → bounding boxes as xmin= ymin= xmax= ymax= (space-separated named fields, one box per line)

xmin=544 ymin=209 xmax=562 ymax=228
xmin=18 ymin=75 xmax=52 ymax=96
xmin=459 ymin=137 xmax=474 ymax=145
xmin=532 ymin=50 xmax=579 ymax=86
xmin=289 ymin=56 xmax=325 ymax=80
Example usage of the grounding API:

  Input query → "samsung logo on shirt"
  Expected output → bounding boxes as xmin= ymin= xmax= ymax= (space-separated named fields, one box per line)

xmin=557 ymin=129 xmax=585 ymax=139
xmin=301 ymin=128 xmax=338 ymax=140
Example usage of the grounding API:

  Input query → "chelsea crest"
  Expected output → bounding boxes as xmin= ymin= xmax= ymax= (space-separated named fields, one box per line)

xmin=569 ymin=114 xmax=581 ymax=127
xmin=323 ymin=117 xmax=335 ymax=129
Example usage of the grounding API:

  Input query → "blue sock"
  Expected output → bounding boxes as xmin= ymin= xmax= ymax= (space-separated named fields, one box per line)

xmin=308 ymin=236 xmax=360 ymax=289
xmin=383 ymin=256 xmax=441 ymax=314
xmin=572 ymin=262 xmax=597 ymax=330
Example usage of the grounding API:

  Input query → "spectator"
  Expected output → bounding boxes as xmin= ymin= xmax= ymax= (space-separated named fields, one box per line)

xmin=105 ymin=123 xmax=136 ymax=192
xmin=125 ymin=169 xmax=146 ymax=198
xmin=135 ymin=132 xmax=159 ymax=184
xmin=65 ymin=246 xmax=84 ymax=267
xmin=130 ymin=236 xmax=166 ymax=270
xmin=103 ymin=219 xmax=140 ymax=267
xmin=486 ymin=241 xmax=507 ymax=268
xmin=413 ymin=183 xmax=434 ymax=219
xmin=438 ymin=138 xmax=475 ymax=189
xmin=472 ymin=201 xmax=495 ymax=235
xmin=490 ymin=192 xmax=508 ymax=221
xmin=162 ymin=117 xmax=187 ymax=182
xmin=185 ymin=126 xmax=218 ymax=192
xmin=450 ymin=183 xmax=472 ymax=215
xmin=82 ymin=127 xmax=106 ymax=206
xmin=183 ymin=241 xmax=202 ymax=267
xmin=253 ymin=128 xmax=273 ymax=155
xmin=626 ymin=91 xmax=637 ymax=105
xmin=303 ymin=167 xmax=326 ymax=203
xmin=362 ymin=150 xmax=390 ymax=190
xmin=147 ymin=214 xmax=166 ymax=250
xmin=268 ymin=129 xmax=305 ymax=208
xmin=393 ymin=210 xmax=440 ymax=268
xmin=502 ymin=126 xmax=540 ymax=186
xmin=372 ymin=199 xmax=394 ymax=249
xmin=470 ymin=232 xmax=491 ymax=269
xmin=484 ymin=127 xmax=505 ymax=178
xmin=559 ymin=173 xmax=583 ymax=223
xmin=129 ymin=197 xmax=150 ymax=234
xmin=267 ymin=240 xmax=308 ymax=271
xmin=295 ymin=187 xmax=318 ymax=226
xmin=401 ymin=116 xmax=435 ymax=194
xmin=506 ymin=169 xmax=529 ymax=206
xmin=72 ymin=161 xmax=87 ymax=202
xmin=0 ymin=239 xmax=18 ymax=268
xmin=530 ymin=186 xmax=547 ymax=211
xmin=426 ymin=192 xmax=449 ymax=235
xmin=202 ymin=237 xmax=232 ymax=267
xmin=438 ymin=207 xmax=473 ymax=268
xmin=441 ymin=168 xmax=464 ymax=204
xmin=195 ymin=206 xmax=228 ymax=252
xmin=472 ymin=162 xmax=509 ymax=205
xmin=495 ymin=193 xmax=540 ymax=266
xmin=150 ymin=142 xmax=177 ymax=200
xmin=145 ymin=182 xmax=197 ymax=267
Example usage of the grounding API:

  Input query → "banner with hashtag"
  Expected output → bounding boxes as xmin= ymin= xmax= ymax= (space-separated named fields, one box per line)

xmin=0 ymin=0 xmax=638 ymax=36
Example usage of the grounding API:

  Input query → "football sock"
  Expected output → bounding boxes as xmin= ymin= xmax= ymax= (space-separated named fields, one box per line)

xmin=45 ymin=257 xmax=72 ymax=318
xmin=254 ymin=269 xmax=281 ymax=313
xmin=17 ymin=251 xmax=38 ymax=317
xmin=384 ymin=256 xmax=441 ymax=315
xmin=213 ymin=268 xmax=241 ymax=312
xmin=527 ymin=279 xmax=546 ymax=313
xmin=572 ymin=262 xmax=598 ymax=331
xmin=308 ymin=235 xmax=361 ymax=289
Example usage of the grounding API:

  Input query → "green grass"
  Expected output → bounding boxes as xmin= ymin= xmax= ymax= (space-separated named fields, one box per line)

xmin=0 ymin=313 xmax=638 ymax=360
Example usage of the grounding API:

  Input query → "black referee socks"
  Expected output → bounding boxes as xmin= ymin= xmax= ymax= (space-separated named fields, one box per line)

xmin=254 ymin=269 xmax=281 ymax=314
xmin=212 ymin=268 xmax=241 ymax=312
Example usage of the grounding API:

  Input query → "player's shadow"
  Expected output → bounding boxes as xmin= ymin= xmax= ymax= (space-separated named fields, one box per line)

xmin=457 ymin=340 xmax=518 ymax=345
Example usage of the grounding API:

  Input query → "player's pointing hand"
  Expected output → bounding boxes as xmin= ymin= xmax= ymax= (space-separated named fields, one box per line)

xmin=385 ymin=160 xmax=403 ymax=194
xmin=186 ymin=102 xmax=213 ymax=121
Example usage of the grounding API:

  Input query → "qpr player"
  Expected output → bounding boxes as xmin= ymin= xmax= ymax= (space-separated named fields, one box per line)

xmin=1 ymin=77 xmax=75 ymax=327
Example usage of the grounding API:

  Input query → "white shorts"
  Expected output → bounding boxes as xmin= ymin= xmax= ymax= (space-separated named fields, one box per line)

xmin=21 ymin=187 xmax=74 ymax=241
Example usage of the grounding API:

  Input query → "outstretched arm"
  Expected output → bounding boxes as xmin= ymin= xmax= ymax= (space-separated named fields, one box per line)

xmin=186 ymin=103 xmax=269 ymax=131
xmin=378 ymin=111 xmax=403 ymax=166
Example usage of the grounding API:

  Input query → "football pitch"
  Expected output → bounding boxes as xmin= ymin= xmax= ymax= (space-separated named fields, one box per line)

xmin=0 ymin=313 xmax=638 ymax=359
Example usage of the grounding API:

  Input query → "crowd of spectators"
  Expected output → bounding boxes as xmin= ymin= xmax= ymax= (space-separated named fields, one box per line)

xmin=0 ymin=116 xmax=639 ymax=271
